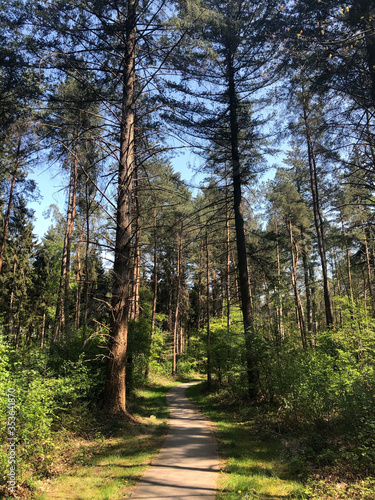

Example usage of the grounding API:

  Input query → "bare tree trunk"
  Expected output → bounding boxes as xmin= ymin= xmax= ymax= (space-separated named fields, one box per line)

xmin=288 ymin=218 xmax=306 ymax=348
xmin=0 ymin=135 xmax=22 ymax=274
xmin=263 ymin=274 xmax=272 ymax=340
xmin=197 ymin=238 xmax=204 ymax=330
xmin=362 ymin=217 xmax=375 ymax=313
xmin=8 ymin=261 xmax=17 ymax=344
xmin=41 ymin=309 xmax=46 ymax=348
xmin=172 ymin=225 xmax=182 ymax=376
xmin=301 ymin=230 xmax=313 ymax=341
xmin=332 ymin=250 xmax=343 ymax=327
xmin=130 ymin=165 xmax=141 ymax=320
xmin=225 ymin=176 xmax=231 ymax=330
xmin=274 ymin=217 xmax=284 ymax=344
xmin=75 ymin=223 xmax=85 ymax=329
xmin=206 ymin=231 xmax=212 ymax=390
xmin=83 ymin=184 xmax=91 ymax=335
xmin=340 ymin=214 xmax=355 ymax=312
xmin=302 ymin=96 xmax=334 ymax=327
xmin=227 ymin=51 xmax=258 ymax=398
xmin=146 ymin=208 xmax=157 ymax=378
xmin=105 ymin=0 xmax=136 ymax=415
xmin=54 ymin=149 xmax=78 ymax=341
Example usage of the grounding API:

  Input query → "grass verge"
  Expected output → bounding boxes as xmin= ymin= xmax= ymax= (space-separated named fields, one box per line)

xmin=31 ymin=379 xmax=177 ymax=500
xmin=186 ymin=383 xmax=375 ymax=500
xmin=186 ymin=382 xmax=308 ymax=500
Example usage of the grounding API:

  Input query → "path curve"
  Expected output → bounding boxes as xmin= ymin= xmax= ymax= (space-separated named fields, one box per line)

xmin=127 ymin=382 xmax=219 ymax=499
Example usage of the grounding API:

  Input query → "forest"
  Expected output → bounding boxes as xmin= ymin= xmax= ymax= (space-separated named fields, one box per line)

xmin=1 ymin=0 xmax=375 ymax=498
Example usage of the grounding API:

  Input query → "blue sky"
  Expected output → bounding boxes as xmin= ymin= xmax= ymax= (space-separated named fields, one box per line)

xmin=28 ymin=153 xmax=204 ymax=241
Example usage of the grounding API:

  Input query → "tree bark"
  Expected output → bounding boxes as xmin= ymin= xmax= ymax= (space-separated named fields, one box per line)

xmin=75 ymin=222 xmax=85 ymax=330
xmin=172 ymin=224 xmax=182 ymax=376
xmin=53 ymin=147 xmax=79 ymax=341
xmin=361 ymin=217 xmax=375 ymax=314
xmin=227 ymin=51 xmax=257 ymax=398
xmin=130 ymin=164 xmax=141 ymax=320
xmin=145 ymin=208 xmax=157 ymax=378
xmin=288 ymin=218 xmax=306 ymax=348
xmin=225 ymin=175 xmax=231 ymax=330
xmin=0 ymin=134 xmax=22 ymax=275
xmin=274 ymin=217 xmax=284 ymax=344
xmin=301 ymin=234 xmax=313 ymax=340
xmin=105 ymin=0 xmax=137 ymax=415
xmin=302 ymin=97 xmax=334 ymax=327
xmin=206 ymin=230 xmax=212 ymax=390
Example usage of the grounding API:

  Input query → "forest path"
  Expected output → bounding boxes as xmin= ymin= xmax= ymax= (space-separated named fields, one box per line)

xmin=126 ymin=382 xmax=219 ymax=499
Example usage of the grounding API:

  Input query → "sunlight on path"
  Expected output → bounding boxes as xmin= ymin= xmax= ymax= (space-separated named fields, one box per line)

xmin=126 ymin=382 xmax=219 ymax=499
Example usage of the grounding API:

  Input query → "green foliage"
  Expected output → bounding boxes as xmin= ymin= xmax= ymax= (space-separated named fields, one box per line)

xmin=0 ymin=334 xmax=107 ymax=494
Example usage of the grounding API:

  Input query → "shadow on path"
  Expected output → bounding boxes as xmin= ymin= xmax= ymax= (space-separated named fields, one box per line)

xmin=125 ymin=382 xmax=219 ymax=500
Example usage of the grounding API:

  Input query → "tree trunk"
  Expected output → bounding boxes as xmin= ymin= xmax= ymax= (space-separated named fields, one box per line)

xmin=361 ymin=217 xmax=375 ymax=314
xmin=146 ymin=208 xmax=157 ymax=378
xmin=197 ymin=238 xmax=204 ymax=330
xmin=288 ymin=218 xmax=306 ymax=348
xmin=206 ymin=231 xmax=212 ymax=390
xmin=105 ymin=0 xmax=136 ymax=415
xmin=227 ymin=51 xmax=257 ymax=398
xmin=0 ymin=134 xmax=22 ymax=275
xmin=75 ymin=223 xmax=85 ymax=330
xmin=302 ymin=97 xmax=334 ymax=327
xmin=53 ymin=150 xmax=78 ymax=340
xmin=225 ymin=176 xmax=231 ymax=330
xmin=340 ymin=214 xmax=355 ymax=310
xmin=274 ymin=217 xmax=284 ymax=344
xmin=263 ymin=274 xmax=272 ymax=340
xmin=172 ymin=224 xmax=182 ymax=376
xmin=130 ymin=164 xmax=141 ymax=320
xmin=83 ymin=183 xmax=91 ymax=335
xmin=301 ymin=229 xmax=313 ymax=340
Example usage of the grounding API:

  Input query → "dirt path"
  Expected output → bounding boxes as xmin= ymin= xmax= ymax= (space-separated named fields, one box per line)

xmin=127 ymin=382 xmax=219 ymax=499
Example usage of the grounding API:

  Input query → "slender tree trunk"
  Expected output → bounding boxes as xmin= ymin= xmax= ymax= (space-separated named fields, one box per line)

xmin=0 ymin=135 xmax=22 ymax=274
xmin=274 ymin=217 xmax=284 ymax=344
xmin=146 ymin=208 xmax=157 ymax=378
xmin=130 ymin=165 xmax=141 ymax=320
xmin=289 ymin=218 xmax=306 ymax=348
xmin=227 ymin=52 xmax=257 ymax=398
xmin=263 ymin=274 xmax=272 ymax=339
xmin=53 ymin=150 xmax=78 ymax=340
xmin=41 ymin=309 xmax=46 ymax=348
xmin=332 ymin=251 xmax=343 ymax=327
xmin=105 ymin=0 xmax=136 ymax=415
xmin=172 ymin=225 xmax=182 ymax=376
xmin=302 ymin=97 xmax=334 ymax=327
xmin=301 ymin=229 xmax=313 ymax=340
xmin=75 ymin=223 xmax=85 ymax=329
xmin=179 ymin=325 xmax=185 ymax=354
xmin=340 ymin=214 xmax=355 ymax=310
xmin=197 ymin=238 xmax=204 ymax=330
xmin=206 ymin=231 xmax=212 ymax=389
xmin=8 ymin=261 xmax=17 ymax=344
xmin=83 ymin=185 xmax=91 ymax=335
xmin=361 ymin=217 xmax=375 ymax=313
xmin=225 ymin=176 xmax=231 ymax=330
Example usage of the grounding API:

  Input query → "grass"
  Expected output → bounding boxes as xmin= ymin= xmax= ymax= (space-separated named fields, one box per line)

xmin=186 ymin=382 xmax=307 ymax=500
xmin=32 ymin=379 xmax=177 ymax=500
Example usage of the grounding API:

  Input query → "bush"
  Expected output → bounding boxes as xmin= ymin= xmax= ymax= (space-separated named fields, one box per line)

xmin=0 ymin=337 xmax=101 ymax=495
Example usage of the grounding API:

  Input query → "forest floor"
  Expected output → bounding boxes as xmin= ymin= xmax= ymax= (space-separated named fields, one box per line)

xmin=186 ymin=383 xmax=375 ymax=500
xmin=31 ymin=379 xmax=178 ymax=500
xmin=15 ymin=377 xmax=375 ymax=500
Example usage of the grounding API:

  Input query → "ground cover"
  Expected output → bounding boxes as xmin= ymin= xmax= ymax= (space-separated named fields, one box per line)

xmin=30 ymin=380 xmax=176 ymax=500
xmin=186 ymin=382 xmax=375 ymax=500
